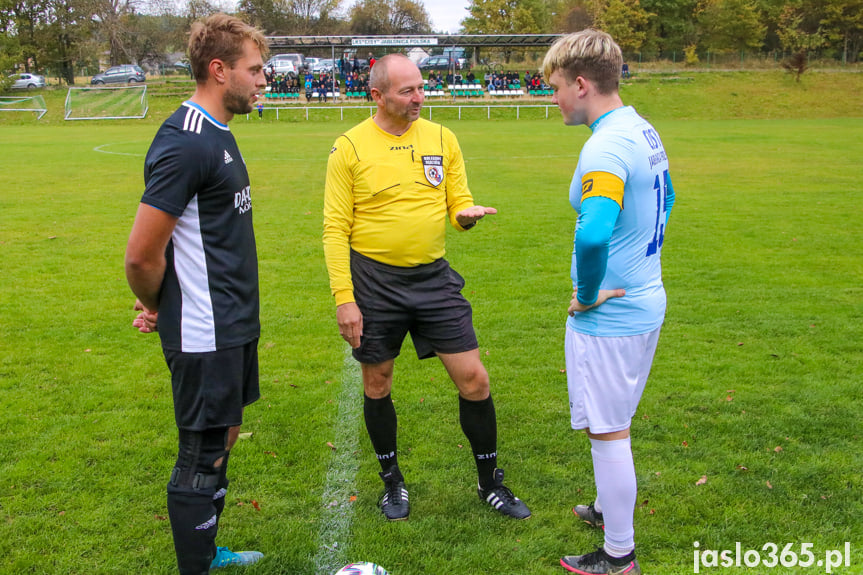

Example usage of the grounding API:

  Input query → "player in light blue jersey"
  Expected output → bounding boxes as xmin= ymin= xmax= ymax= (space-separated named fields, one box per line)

xmin=543 ymin=30 xmax=675 ymax=575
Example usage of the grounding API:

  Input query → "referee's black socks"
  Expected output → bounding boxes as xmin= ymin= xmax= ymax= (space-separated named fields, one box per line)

xmin=364 ymin=393 xmax=399 ymax=472
xmin=459 ymin=394 xmax=498 ymax=490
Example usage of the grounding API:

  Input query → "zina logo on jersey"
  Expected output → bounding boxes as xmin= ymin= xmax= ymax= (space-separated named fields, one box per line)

xmin=235 ymin=186 xmax=252 ymax=214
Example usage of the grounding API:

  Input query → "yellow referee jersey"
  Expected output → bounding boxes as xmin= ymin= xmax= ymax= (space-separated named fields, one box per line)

xmin=323 ymin=117 xmax=475 ymax=305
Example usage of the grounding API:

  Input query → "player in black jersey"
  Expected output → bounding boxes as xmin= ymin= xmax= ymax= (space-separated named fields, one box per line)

xmin=125 ymin=14 xmax=268 ymax=574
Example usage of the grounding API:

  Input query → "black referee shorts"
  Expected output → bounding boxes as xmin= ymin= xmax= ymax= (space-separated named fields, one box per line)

xmin=163 ymin=339 xmax=260 ymax=431
xmin=350 ymin=249 xmax=478 ymax=364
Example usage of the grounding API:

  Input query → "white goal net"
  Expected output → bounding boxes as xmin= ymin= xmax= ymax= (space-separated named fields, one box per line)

xmin=64 ymin=85 xmax=149 ymax=120
xmin=0 ymin=95 xmax=47 ymax=120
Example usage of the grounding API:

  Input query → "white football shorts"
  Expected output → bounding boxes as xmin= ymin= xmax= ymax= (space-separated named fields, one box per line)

xmin=565 ymin=325 xmax=661 ymax=434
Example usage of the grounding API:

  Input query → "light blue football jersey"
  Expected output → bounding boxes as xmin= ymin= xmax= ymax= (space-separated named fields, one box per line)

xmin=567 ymin=106 xmax=671 ymax=336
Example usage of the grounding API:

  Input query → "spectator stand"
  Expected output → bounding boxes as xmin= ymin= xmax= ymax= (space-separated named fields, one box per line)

xmin=447 ymin=79 xmax=484 ymax=99
xmin=264 ymin=33 xmax=562 ymax=101
xmin=264 ymin=85 xmax=302 ymax=100
xmin=487 ymin=81 xmax=525 ymax=98
xmin=424 ymin=79 xmax=447 ymax=98
xmin=527 ymin=86 xmax=553 ymax=97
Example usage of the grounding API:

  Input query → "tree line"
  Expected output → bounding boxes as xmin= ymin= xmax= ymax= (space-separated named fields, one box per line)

xmin=464 ymin=0 xmax=861 ymax=64
xmin=2 ymin=0 xmax=860 ymax=86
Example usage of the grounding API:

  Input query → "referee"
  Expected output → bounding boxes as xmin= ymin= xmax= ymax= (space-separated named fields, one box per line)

xmin=323 ymin=54 xmax=530 ymax=521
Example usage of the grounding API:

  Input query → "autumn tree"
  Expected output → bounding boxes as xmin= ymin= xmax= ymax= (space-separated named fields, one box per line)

xmin=287 ymin=0 xmax=342 ymax=34
xmin=551 ymin=0 xmax=594 ymax=33
xmin=349 ymin=0 xmax=430 ymax=35
xmin=31 ymin=0 xmax=93 ymax=84
xmin=0 ymin=0 xmax=22 ymax=83
xmin=640 ymin=0 xmax=698 ymax=55
xmin=696 ymin=0 xmax=766 ymax=52
xmin=462 ymin=0 xmax=551 ymax=35
xmin=594 ymin=0 xmax=652 ymax=54
xmin=86 ymin=0 xmax=139 ymax=66
xmin=238 ymin=0 xmax=292 ymax=34
xmin=820 ymin=0 xmax=863 ymax=63
xmin=776 ymin=1 xmax=825 ymax=53
xmin=2 ymin=0 xmax=48 ymax=72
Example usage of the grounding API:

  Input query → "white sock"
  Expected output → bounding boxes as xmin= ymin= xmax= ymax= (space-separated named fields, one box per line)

xmin=593 ymin=498 xmax=603 ymax=514
xmin=590 ymin=437 xmax=636 ymax=558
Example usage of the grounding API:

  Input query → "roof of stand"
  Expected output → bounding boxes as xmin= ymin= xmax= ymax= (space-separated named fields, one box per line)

xmin=267 ymin=34 xmax=562 ymax=51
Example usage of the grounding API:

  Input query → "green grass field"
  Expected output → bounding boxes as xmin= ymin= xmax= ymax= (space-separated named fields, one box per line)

xmin=1 ymin=71 xmax=862 ymax=574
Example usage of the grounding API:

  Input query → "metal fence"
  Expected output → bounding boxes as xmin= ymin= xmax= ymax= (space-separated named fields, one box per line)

xmin=245 ymin=103 xmax=559 ymax=121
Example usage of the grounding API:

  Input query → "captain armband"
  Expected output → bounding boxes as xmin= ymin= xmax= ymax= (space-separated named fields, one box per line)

xmin=581 ymin=171 xmax=624 ymax=209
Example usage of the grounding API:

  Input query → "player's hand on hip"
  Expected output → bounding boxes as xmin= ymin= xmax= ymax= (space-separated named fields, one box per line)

xmin=132 ymin=299 xmax=159 ymax=333
xmin=337 ymin=302 xmax=363 ymax=348
xmin=456 ymin=205 xmax=497 ymax=228
xmin=568 ymin=288 xmax=626 ymax=315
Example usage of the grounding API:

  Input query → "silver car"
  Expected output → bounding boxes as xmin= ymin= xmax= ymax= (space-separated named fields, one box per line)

xmin=9 ymin=73 xmax=46 ymax=90
xmin=91 ymin=65 xmax=146 ymax=85
xmin=312 ymin=59 xmax=335 ymax=74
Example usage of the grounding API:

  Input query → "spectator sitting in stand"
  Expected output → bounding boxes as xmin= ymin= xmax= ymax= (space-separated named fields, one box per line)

xmin=361 ymin=75 xmax=372 ymax=101
xmin=318 ymin=74 xmax=328 ymax=102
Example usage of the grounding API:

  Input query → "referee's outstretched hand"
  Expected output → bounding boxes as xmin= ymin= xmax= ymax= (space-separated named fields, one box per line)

xmin=337 ymin=302 xmax=363 ymax=348
xmin=456 ymin=205 xmax=497 ymax=229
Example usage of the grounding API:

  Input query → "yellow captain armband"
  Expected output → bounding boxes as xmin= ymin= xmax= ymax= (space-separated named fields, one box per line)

xmin=581 ymin=171 xmax=624 ymax=209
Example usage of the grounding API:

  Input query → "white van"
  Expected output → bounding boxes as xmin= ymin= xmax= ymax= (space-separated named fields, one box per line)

xmin=267 ymin=53 xmax=304 ymax=74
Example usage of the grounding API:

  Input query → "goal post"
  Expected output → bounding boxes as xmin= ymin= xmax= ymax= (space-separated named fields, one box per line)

xmin=64 ymin=85 xmax=149 ymax=120
xmin=0 ymin=95 xmax=48 ymax=120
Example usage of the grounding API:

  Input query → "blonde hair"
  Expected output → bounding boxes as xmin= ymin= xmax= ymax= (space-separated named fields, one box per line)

xmin=542 ymin=30 xmax=622 ymax=94
xmin=188 ymin=13 xmax=268 ymax=83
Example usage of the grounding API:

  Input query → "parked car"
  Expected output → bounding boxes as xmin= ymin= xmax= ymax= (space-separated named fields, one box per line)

xmin=419 ymin=55 xmax=461 ymax=71
xmin=443 ymin=48 xmax=468 ymax=69
xmin=304 ymin=57 xmax=321 ymax=70
xmin=266 ymin=58 xmax=296 ymax=75
xmin=9 ymin=73 xmax=46 ymax=89
xmin=312 ymin=58 xmax=334 ymax=74
xmin=91 ymin=65 xmax=146 ymax=85
xmin=269 ymin=53 xmax=305 ymax=73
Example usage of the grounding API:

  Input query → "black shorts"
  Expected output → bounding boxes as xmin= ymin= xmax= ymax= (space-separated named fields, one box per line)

xmin=350 ymin=250 xmax=478 ymax=364
xmin=163 ymin=339 xmax=260 ymax=431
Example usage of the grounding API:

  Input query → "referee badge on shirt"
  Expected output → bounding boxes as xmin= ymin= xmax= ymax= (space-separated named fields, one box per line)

xmin=422 ymin=155 xmax=444 ymax=187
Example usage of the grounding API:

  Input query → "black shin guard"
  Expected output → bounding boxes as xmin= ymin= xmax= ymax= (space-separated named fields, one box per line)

xmin=167 ymin=428 xmax=229 ymax=575
xmin=459 ymin=395 xmax=498 ymax=489
xmin=213 ymin=451 xmax=230 ymax=520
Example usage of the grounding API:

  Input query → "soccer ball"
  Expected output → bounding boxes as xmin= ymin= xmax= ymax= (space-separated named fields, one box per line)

xmin=335 ymin=562 xmax=390 ymax=575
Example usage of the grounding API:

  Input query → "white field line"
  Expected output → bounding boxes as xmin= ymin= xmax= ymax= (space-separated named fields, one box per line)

xmin=313 ymin=346 xmax=362 ymax=575
xmin=93 ymin=143 xmax=143 ymax=156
